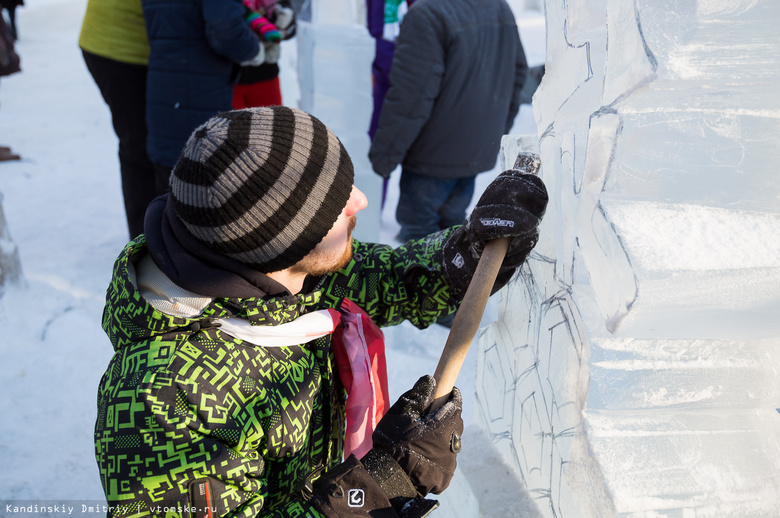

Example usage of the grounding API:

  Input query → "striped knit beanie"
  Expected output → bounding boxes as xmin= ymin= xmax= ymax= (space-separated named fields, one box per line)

xmin=169 ymin=106 xmax=355 ymax=273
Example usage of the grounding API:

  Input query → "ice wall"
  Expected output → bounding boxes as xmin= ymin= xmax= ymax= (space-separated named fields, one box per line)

xmin=475 ymin=0 xmax=780 ymax=516
xmin=294 ymin=0 xmax=382 ymax=243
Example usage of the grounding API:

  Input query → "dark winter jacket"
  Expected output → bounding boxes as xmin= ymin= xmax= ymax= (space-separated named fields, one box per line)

xmin=142 ymin=0 xmax=260 ymax=168
xmin=368 ymin=0 xmax=528 ymax=179
xmin=95 ymin=232 xmax=463 ymax=517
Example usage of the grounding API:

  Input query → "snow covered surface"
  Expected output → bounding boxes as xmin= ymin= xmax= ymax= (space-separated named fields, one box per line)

xmin=0 ymin=0 xmax=543 ymax=514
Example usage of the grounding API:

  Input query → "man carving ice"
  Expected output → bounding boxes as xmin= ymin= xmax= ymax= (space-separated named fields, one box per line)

xmin=94 ymin=106 xmax=548 ymax=516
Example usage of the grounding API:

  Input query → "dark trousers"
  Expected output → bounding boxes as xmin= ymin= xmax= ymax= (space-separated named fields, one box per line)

xmin=82 ymin=50 xmax=165 ymax=239
xmin=396 ymin=169 xmax=476 ymax=242
xmin=4 ymin=5 xmax=17 ymax=40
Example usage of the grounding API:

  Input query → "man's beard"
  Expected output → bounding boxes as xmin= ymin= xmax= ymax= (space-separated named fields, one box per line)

xmin=290 ymin=215 xmax=357 ymax=277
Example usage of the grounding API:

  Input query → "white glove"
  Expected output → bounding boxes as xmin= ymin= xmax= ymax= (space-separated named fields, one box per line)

xmin=264 ymin=41 xmax=281 ymax=64
xmin=274 ymin=6 xmax=295 ymax=30
xmin=241 ymin=42 xmax=265 ymax=66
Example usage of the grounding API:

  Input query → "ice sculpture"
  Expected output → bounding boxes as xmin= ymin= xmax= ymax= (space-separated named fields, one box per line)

xmin=295 ymin=0 xmax=383 ymax=242
xmin=474 ymin=0 xmax=780 ymax=516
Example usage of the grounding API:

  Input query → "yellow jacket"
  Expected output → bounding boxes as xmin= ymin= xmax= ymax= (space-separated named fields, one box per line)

xmin=78 ymin=0 xmax=149 ymax=65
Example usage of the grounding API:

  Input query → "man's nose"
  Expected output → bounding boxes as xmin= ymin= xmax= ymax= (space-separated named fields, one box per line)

xmin=346 ymin=186 xmax=368 ymax=217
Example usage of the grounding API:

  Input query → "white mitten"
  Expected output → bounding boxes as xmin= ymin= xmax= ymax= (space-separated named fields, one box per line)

xmin=274 ymin=6 xmax=295 ymax=30
xmin=264 ymin=42 xmax=281 ymax=64
xmin=240 ymin=42 xmax=265 ymax=66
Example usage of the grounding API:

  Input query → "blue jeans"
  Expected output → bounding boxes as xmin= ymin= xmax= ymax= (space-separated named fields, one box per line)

xmin=396 ymin=169 xmax=476 ymax=241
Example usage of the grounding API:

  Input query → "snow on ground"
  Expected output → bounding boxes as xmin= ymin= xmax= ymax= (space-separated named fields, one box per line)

xmin=0 ymin=0 xmax=544 ymax=509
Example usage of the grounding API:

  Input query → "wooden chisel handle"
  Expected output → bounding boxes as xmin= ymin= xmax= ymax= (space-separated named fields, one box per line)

xmin=429 ymin=237 xmax=510 ymax=411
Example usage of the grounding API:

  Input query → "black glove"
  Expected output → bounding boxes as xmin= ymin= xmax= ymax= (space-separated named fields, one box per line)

xmin=310 ymin=454 xmax=402 ymax=517
xmin=442 ymin=154 xmax=548 ymax=296
xmin=310 ymin=376 xmax=460 ymax=517
xmin=310 ymin=454 xmax=439 ymax=518
xmin=370 ymin=375 xmax=464 ymax=496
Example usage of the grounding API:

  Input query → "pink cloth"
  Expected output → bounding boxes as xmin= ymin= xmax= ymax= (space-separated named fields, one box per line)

xmin=244 ymin=0 xmax=277 ymax=14
xmin=216 ymin=298 xmax=389 ymax=460
xmin=331 ymin=299 xmax=390 ymax=459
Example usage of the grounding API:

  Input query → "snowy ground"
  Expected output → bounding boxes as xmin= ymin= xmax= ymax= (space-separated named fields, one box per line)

xmin=0 ymin=0 xmax=544 ymax=511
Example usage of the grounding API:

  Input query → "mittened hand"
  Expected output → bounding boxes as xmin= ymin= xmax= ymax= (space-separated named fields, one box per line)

xmin=371 ymin=375 xmax=463 ymax=496
xmin=264 ymin=41 xmax=281 ymax=64
xmin=274 ymin=6 xmax=295 ymax=31
xmin=241 ymin=44 xmax=266 ymax=66
xmin=466 ymin=155 xmax=547 ymax=250
xmin=441 ymin=155 xmax=548 ymax=296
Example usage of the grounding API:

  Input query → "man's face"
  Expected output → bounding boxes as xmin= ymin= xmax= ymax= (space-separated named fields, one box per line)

xmin=291 ymin=185 xmax=368 ymax=276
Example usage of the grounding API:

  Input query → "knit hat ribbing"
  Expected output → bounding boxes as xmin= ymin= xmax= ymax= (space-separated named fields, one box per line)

xmin=169 ymin=106 xmax=354 ymax=273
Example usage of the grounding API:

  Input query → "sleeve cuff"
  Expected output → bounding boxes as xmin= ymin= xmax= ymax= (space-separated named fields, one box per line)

xmin=361 ymin=448 xmax=418 ymax=500
xmin=310 ymin=454 xmax=399 ymax=517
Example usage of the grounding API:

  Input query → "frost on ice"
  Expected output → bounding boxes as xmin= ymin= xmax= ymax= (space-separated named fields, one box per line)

xmin=473 ymin=0 xmax=780 ymax=516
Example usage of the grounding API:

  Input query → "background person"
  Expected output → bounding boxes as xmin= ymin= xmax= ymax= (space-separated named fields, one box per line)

xmin=233 ymin=0 xmax=297 ymax=109
xmin=0 ymin=0 xmax=22 ymax=40
xmin=141 ymin=0 xmax=262 ymax=188
xmin=0 ymin=11 xmax=20 ymax=162
xmin=79 ymin=0 xmax=159 ymax=238
xmin=369 ymin=0 xmax=529 ymax=242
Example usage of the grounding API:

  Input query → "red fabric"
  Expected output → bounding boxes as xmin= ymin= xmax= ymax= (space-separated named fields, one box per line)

xmin=331 ymin=299 xmax=389 ymax=459
xmin=232 ymin=76 xmax=282 ymax=109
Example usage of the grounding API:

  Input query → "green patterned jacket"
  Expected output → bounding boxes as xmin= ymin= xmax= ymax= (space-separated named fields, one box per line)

xmin=95 ymin=232 xmax=459 ymax=517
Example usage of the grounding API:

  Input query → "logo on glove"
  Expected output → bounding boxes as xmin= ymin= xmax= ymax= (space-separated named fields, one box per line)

xmin=479 ymin=218 xmax=515 ymax=228
xmin=452 ymin=253 xmax=465 ymax=268
xmin=348 ymin=489 xmax=365 ymax=508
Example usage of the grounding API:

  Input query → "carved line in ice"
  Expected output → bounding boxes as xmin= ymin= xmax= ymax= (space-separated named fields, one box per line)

xmin=476 ymin=0 xmax=671 ymax=514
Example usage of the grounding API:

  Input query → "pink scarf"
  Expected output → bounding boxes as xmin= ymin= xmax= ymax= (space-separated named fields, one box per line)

xmin=331 ymin=299 xmax=389 ymax=459
xmin=215 ymin=298 xmax=389 ymax=459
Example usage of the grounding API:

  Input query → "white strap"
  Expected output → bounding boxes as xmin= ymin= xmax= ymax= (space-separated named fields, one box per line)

xmin=214 ymin=309 xmax=338 ymax=347
xmin=136 ymin=254 xmax=213 ymax=318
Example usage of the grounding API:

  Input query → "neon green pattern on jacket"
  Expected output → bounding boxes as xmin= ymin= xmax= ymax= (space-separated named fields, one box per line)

xmin=95 ymin=231 xmax=458 ymax=517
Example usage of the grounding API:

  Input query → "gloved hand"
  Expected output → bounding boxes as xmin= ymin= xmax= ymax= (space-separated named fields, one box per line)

xmin=274 ymin=6 xmax=295 ymax=31
xmin=310 ymin=376 xmax=459 ymax=517
xmin=442 ymin=153 xmax=548 ymax=296
xmin=370 ymin=375 xmax=463 ymax=496
xmin=310 ymin=454 xmax=403 ymax=517
xmin=264 ymin=41 xmax=281 ymax=64
xmin=240 ymin=43 xmax=265 ymax=66
xmin=466 ymin=157 xmax=547 ymax=256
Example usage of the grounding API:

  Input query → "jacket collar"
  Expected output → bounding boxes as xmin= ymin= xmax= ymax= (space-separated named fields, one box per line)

xmin=103 ymin=237 xmax=327 ymax=351
xmin=143 ymin=194 xmax=292 ymax=299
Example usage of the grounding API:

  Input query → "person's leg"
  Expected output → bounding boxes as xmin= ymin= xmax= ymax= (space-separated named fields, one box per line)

xmin=153 ymin=162 xmax=172 ymax=197
xmin=370 ymin=39 xmax=397 ymax=208
xmin=244 ymin=77 xmax=283 ymax=107
xmin=232 ymin=84 xmax=248 ymax=109
xmin=82 ymin=50 xmax=159 ymax=238
xmin=437 ymin=175 xmax=476 ymax=230
xmin=369 ymin=39 xmax=395 ymax=141
xmin=396 ymin=169 xmax=455 ymax=242
xmin=7 ymin=6 xmax=17 ymax=40
xmin=233 ymin=78 xmax=282 ymax=109
xmin=428 ymin=176 xmax=476 ymax=329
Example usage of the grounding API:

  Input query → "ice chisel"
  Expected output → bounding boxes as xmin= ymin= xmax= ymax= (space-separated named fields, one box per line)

xmin=429 ymin=152 xmax=540 ymax=412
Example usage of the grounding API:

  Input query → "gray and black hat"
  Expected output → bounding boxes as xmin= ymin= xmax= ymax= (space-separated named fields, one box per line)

xmin=169 ymin=106 xmax=354 ymax=273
